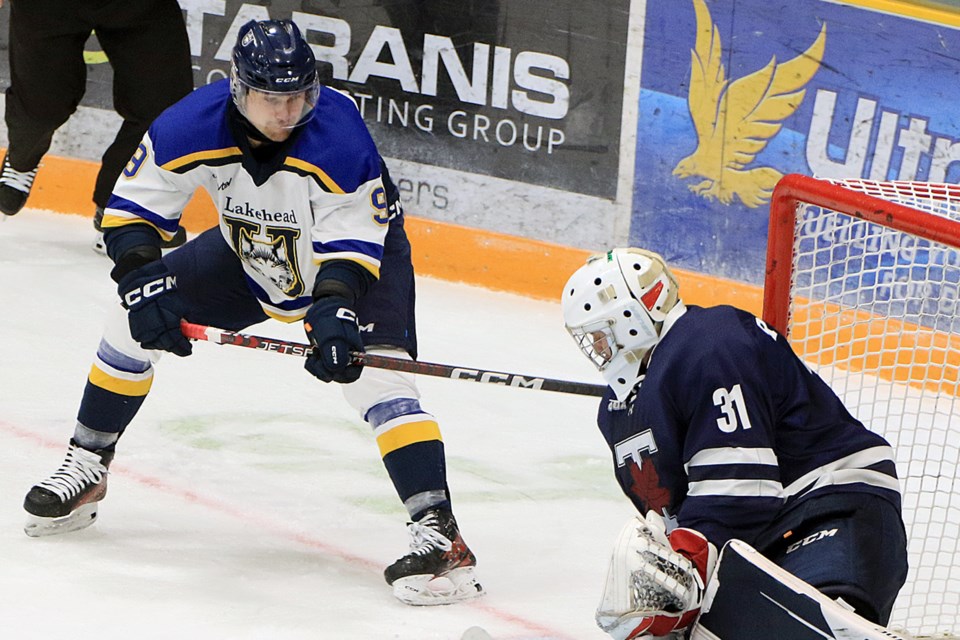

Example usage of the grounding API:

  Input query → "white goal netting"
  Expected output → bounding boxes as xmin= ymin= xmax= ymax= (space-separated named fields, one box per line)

xmin=765 ymin=176 xmax=960 ymax=637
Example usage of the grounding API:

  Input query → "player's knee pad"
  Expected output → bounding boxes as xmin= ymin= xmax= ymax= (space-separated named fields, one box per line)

xmin=341 ymin=346 xmax=421 ymax=418
xmin=88 ymin=303 xmax=158 ymax=398
xmin=367 ymin=396 xmax=441 ymax=450
xmin=101 ymin=302 xmax=164 ymax=366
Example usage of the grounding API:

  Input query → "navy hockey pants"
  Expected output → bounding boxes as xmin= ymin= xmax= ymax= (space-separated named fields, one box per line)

xmin=161 ymin=215 xmax=419 ymax=358
xmin=754 ymin=492 xmax=908 ymax=625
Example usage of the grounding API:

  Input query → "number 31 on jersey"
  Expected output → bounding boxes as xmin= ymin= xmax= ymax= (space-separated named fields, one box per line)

xmin=713 ymin=384 xmax=753 ymax=433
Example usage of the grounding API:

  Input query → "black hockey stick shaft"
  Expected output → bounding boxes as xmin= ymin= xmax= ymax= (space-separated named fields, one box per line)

xmin=180 ymin=321 xmax=607 ymax=397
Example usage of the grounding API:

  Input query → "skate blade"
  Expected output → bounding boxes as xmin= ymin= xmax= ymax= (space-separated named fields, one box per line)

xmin=392 ymin=566 xmax=485 ymax=606
xmin=24 ymin=502 xmax=99 ymax=538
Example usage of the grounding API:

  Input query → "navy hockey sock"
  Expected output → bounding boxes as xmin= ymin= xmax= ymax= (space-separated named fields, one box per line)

xmin=366 ymin=398 xmax=452 ymax=518
xmin=76 ymin=339 xmax=154 ymax=435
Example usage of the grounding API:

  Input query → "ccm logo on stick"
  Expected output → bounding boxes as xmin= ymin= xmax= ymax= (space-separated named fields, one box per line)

xmin=451 ymin=368 xmax=544 ymax=390
xmin=124 ymin=275 xmax=176 ymax=307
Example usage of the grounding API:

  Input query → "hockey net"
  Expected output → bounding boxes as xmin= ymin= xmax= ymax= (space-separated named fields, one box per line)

xmin=763 ymin=174 xmax=960 ymax=638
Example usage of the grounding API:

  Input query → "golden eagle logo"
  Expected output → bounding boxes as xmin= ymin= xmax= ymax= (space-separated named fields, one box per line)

xmin=672 ymin=0 xmax=827 ymax=208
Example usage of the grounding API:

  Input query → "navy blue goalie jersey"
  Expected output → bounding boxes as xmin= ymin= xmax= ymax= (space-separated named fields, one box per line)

xmin=597 ymin=304 xmax=901 ymax=547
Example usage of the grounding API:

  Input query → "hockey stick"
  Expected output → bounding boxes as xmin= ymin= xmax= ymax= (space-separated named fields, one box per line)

xmin=180 ymin=320 xmax=607 ymax=397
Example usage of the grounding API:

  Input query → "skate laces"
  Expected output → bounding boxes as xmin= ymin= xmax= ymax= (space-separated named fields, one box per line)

xmin=405 ymin=513 xmax=453 ymax=556
xmin=37 ymin=444 xmax=108 ymax=501
xmin=0 ymin=157 xmax=37 ymax=193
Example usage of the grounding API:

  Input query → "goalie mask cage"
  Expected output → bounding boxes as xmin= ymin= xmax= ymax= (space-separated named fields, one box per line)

xmin=764 ymin=173 xmax=960 ymax=638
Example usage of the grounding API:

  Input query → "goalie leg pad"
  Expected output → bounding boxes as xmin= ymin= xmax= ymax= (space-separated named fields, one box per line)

xmin=692 ymin=540 xmax=909 ymax=640
xmin=757 ymin=493 xmax=907 ymax=625
xmin=391 ymin=566 xmax=484 ymax=606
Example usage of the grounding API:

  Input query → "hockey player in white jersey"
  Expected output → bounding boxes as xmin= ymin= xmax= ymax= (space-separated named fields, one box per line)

xmin=561 ymin=249 xmax=908 ymax=638
xmin=22 ymin=19 xmax=482 ymax=606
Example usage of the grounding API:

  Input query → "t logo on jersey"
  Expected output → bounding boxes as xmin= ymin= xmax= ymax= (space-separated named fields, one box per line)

xmin=616 ymin=429 xmax=671 ymax=513
xmin=615 ymin=430 xmax=658 ymax=470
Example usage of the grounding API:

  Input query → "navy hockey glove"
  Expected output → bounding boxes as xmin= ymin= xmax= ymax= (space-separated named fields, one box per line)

xmin=117 ymin=262 xmax=192 ymax=357
xmin=303 ymin=297 xmax=364 ymax=383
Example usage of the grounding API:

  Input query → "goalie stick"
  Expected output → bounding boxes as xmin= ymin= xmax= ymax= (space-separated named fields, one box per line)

xmin=180 ymin=320 xmax=606 ymax=397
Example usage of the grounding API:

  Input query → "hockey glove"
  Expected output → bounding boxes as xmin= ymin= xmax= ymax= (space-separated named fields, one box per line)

xmin=303 ymin=297 xmax=364 ymax=383
xmin=117 ymin=261 xmax=192 ymax=357
xmin=596 ymin=511 xmax=717 ymax=640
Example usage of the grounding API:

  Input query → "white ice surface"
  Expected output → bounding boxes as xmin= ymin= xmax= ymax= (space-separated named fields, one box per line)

xmin=0 ymin=211 xmax=635 ymax=639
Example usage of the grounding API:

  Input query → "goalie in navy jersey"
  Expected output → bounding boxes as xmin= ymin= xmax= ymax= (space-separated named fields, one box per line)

xmin=561 ymin=248 xmax=908 ymax=638
xmin=21 ymin=19 xmax=482 ymax=606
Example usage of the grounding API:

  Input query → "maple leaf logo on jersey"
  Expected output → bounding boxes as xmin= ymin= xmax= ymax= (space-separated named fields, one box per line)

xmin=672 ymin=0 xmax=826 ymax=208
xmin=629 ymin=459 xmax=671 ymax=513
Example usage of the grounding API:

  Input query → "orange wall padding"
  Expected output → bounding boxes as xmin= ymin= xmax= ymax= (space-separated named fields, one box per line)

xmin=20 ymin=152 xmax=764 ymax=313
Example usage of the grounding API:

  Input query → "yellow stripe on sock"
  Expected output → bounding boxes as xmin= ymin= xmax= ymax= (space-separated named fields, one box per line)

xmin=88 ymin=364 xmax=153 ymax=396
xmin=375 ymin=420 xmax=442 ymax=457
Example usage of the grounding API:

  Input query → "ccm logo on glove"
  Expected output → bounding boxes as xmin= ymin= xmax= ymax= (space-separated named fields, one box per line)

xmin=122 ymin=275 xmax=177 ymax=308
xmin=303 ymin=297 xmax=365 ymax=383
xmin=336 ymin=307 xmax=358 ymax=323
xmin=321 ymin=308 xmax=356 ymax=365
xmin=116 ymin=262 xmax=192 ymax=357
xmin=304 ymin=306 xmax=358 ymax=335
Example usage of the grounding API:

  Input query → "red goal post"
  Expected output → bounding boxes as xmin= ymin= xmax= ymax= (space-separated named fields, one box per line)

xmin=765 ymin=174 xmax=960 ymax=335
xmin=762 ymin=173 xmax=960 ymax=637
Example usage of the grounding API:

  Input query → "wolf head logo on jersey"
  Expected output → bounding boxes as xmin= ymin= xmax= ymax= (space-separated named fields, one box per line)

xmin=239 ymin=235 xmax=299 ymax=294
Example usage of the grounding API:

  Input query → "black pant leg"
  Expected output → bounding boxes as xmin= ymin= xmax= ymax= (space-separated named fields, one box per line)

xmin=89 ymin=0 xmax=194 ymax=207
xmin=4 ymin=2 xmax=92 ymax=170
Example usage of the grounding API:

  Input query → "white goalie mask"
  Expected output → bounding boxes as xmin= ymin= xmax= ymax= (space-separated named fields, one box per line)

xmin=562 ymin=248 xmax=681 ymax=401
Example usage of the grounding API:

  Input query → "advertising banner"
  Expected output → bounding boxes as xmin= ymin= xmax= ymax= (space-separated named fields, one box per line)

xmin=634 ymin=0 xmax=960 ymax=284
xmin=0 ymin=1 xmax=636 ymax=249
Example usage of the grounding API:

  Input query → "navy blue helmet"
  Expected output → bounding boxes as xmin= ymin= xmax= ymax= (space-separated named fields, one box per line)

xmin=230 ymin=19 xmax=320 ymax=129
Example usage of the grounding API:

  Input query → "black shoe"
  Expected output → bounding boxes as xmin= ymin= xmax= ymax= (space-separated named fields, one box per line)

xmin=24 ymin=439 xmax=115 ymax=537
xmin=92 ymin=206 xmax=187 ymax=254
xmin=384 ymin=509 xmax=483 ymax=604
xmin=0 ymin=153 xmax=38 ymax=216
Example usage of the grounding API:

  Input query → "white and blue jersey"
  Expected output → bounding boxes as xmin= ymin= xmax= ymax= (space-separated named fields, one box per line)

xmin=101 ymin=79 xmax=390 ymax=321
xmin=598 ymin=304 xmax=902 ymax=548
